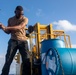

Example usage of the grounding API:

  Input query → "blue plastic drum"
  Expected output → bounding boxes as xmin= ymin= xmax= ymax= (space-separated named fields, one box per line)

xmin=57 ymin=48 xmax=76 ymax=75
xmin=41 ymin=39 xmax=76 ymax=75
xmin=41 ymin=39 xmax=65 ymax=75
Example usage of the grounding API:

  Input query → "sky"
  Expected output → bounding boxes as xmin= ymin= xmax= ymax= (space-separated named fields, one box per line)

xmin=0 ymin=0 xmax=76 ymax=74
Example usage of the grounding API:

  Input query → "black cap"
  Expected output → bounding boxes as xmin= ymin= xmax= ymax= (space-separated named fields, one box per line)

xmin=15 ymin=6 xmax=23 ymax=11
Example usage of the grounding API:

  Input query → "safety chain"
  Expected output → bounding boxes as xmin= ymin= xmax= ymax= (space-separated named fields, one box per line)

xmin=41 ymin=48 xmax=65 ymax=75
xmin=53 ymin=48 xmax=65 ymax=75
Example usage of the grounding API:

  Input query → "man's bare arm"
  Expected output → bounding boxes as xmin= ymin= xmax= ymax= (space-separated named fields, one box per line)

xmin=5 ymin=18 xmax=28 ymax=31
xmin=0 ymin=24 xmax=11 ymax=34
xmin=0 ymin=18 xmax=28 ymax=32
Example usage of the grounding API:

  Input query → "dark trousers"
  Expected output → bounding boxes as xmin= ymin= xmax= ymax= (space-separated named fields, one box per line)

xmin=1 ymin=39 xmax=30 ymax=75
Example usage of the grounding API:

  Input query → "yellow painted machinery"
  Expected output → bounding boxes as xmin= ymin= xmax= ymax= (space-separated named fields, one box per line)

xmin=15 ymin=23 xmax=72 ymax=75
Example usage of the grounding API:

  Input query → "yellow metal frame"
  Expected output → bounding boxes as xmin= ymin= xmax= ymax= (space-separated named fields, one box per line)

xmin=29 ymin=23 xmax=72 ymax=58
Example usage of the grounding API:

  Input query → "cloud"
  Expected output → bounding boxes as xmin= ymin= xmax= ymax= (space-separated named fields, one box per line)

xmin=0 ymin=54 xmax=5 ymax=74
xmin=36 ymin=9 xmax=44 ymax=17
xmin=0 ymin=54 xmax=16 ymax=74
xmin=52 ymin=20 xmax=76 ymax=31
xmin=72 ymin=44 xmax=76 ymax=48
xmin=0 ymin=55 xmax=4 ymax=59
